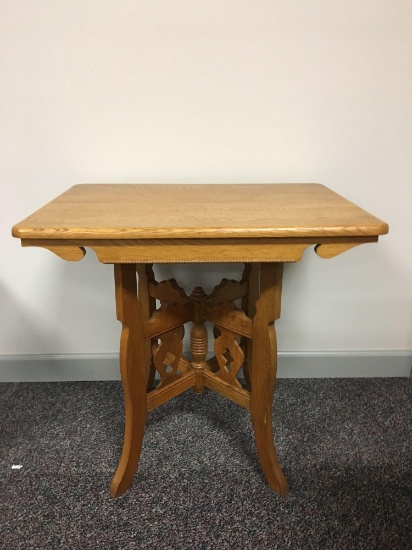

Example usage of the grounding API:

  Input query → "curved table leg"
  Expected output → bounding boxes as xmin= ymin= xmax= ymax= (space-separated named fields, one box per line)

xmin=250 ymin=263 xmax=289 ymax=496
xmin=110 ymin=264 xmax=149 ymax=498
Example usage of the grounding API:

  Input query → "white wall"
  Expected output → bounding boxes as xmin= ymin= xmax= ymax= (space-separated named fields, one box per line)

xmin=1 ymin=1 xmax=411 ymax=359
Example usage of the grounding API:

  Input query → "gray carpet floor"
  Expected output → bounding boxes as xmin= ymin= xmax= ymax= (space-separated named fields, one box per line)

xmin=1 ymin=379 xmax=411 ymax=549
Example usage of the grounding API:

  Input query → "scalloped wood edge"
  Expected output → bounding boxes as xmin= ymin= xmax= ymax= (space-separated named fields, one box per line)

xmin=21 ymin=241 xmax=86 ymax=261
xmin=315 ymin=243 xmax=362 ymax=258
xmin=148 ymin=278 xmax=189 ymax=303
xmin=207 ymin=277 xmax=248 ymax=305
xmin=21 ymin=236 xmax=378 ymax=263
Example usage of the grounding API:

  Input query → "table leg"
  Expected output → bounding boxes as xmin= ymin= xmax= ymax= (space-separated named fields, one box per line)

xmin=136 ymin=264 xmax=156 ymax=391
xmin=241 ymin=263 xmax=258 ymax=391
xmin=250 ymin=263 xmax=289 ymax=496
xmin=110 ymin=264 xmax=149 ymax=498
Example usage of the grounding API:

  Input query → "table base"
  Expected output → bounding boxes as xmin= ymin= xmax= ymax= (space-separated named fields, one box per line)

xmin=110 ymin=262 xmax=289 ymax=498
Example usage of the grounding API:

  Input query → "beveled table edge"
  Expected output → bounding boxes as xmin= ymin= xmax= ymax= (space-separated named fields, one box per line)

xmin=12 ymin=222 xmax=389 ymax=240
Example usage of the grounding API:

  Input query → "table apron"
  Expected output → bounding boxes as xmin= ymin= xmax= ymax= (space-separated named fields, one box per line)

xmin=21 ymin=236 xmax=378 ymax=263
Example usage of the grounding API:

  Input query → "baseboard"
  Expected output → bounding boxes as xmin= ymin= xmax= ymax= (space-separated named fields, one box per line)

xmin=0 ymin=351 xmax=411 ymax=382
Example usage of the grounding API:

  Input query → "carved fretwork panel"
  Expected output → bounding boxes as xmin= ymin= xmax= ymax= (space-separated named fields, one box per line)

xmin=136 ymin=264 xmax=157 ymax=392
xmin=207 ymin=277 xmax=248 ymax=305
xmin=144 ymin=301 xmax=193 ymax=340
xmin=149 ymin=278 xmax=190 ymax=304
xmin=145 ymin=275 xmax=254 ymax=394
xmin=152 ymin=326 xmax=185 ymax=389
xmin=214 ymin=327 xmax=244 ymax=389
xmin=202 ymin=302 xmax=252 ymax=339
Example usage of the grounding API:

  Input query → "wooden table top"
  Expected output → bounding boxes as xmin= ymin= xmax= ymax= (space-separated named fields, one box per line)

xmin=12 ymin=183 xmax=388 ymax=241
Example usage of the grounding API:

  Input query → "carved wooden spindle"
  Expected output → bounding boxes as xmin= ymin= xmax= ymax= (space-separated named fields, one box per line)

xmin=190 ymin=286 xmax=208 ymax=394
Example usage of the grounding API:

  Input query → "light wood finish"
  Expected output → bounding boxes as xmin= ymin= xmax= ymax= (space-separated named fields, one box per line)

xmin=152 ymin=327 xmax=184 ymax=389
xmin=109 ymin=264 xmax=148 ymax=499
xmin=144 ymin=302 xmax=193 ymax=340
xmin=137 ymin=264 xmax=157 ymax=391
xmin=12 ymin=184 xmax=389 ymax=499
xmin=190 ymin=287 xmax=209 ymax=394
xmin=241 ymin=263 xmax=259 ymax=391
xmin=203 ymin=370 xmax=251 ymax=410
xmin=12 ymin=184 xmax=388 ymax=240
xmin=21 ymin=236 xmax=378 ymax=263
xmin=148 ymin=278 xmax=190 ymax=304
xmin=21 ymin=244 xmax=87 ymax=261
xmin=250 ymin=263 xmax=289 ymax=496
xmin=214 ymin=328 xmax=245 ymax=389
xmin=150 ymin=347 xmax=191 ymax=375
xmin=203 ymin=302 xmax=253 ymax=339
xmin=147 ymin=370 xmax=195 ymax=412
xmin=207 ymin=278 xmax=248 ymax=305
xmin=315 ymin=242 xmax=362 ymax=258
xmin=147 ymin=349 xmax=193 ymax=412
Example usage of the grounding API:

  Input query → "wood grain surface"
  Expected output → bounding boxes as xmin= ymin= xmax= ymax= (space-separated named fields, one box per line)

xmin=12 ymin=184 xmax=388 ymax=240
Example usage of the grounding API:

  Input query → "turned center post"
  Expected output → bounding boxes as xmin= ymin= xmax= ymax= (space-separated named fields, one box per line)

xmin=189 ymin=286 xmax=208 ymax=393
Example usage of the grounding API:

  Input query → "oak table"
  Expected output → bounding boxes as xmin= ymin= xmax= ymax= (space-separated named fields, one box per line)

xmin=12 ymin=184 xmax=388 ymax=498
